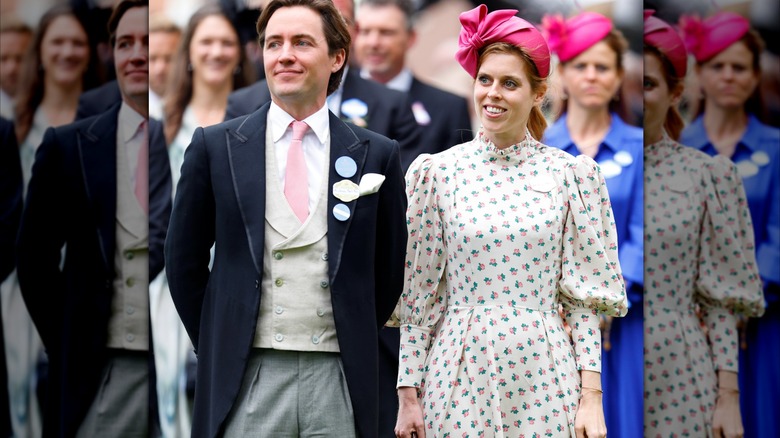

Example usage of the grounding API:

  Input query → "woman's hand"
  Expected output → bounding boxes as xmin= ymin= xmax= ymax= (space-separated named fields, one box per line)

xmin=575 ymin=370 xmax=607 ymax=438
xmin=395 ymin=386 xmax=425 ymax=438
xmin=712 ymin=371 xmax=743 ymax=438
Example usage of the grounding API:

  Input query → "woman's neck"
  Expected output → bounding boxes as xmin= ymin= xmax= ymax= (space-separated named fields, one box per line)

xmin=565 ymin=104 xmax=611 ymax=158
xmin=39 ymin=79 xmax=82 ymax=127
xmin=702 ymin=102 xmax=748 ymax=158
xmin=189 ymin=80 xmax=233 ymax=127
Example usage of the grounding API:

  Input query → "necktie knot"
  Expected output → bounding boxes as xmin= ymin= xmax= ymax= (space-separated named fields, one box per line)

xmin=291 ymin=120 xmax=308 ymax=141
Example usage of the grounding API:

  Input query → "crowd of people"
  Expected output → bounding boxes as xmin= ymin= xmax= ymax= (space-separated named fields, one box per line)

xmin=0 ymin=0 xmax=777 ymax=437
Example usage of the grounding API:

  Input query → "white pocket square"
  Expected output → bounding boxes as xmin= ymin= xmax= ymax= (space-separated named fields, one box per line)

xmin=358 ymin=173 xmax=385 ymax=196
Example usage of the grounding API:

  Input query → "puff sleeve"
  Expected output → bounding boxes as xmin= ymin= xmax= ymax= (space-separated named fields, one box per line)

xmin=695 ymin=156 xmax=765 ymax=372
xmin=559 ymin=155 xmax=628 ymax=372
xmin=396 ymin=154 xmax=448 ymax=388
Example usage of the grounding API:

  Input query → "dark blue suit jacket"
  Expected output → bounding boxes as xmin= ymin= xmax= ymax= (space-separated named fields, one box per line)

xmin=165 ymin=104 xmax=407 ymax=437
xmin=0 ymin=116 xmax=21 ymax=437
xmin=15 ymin=103 xmax=171 ymax=437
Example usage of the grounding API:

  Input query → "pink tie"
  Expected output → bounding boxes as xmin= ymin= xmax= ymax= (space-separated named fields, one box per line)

xmin=285 ymin=121 xmax=309 ymax=222
xmin=135 ymin=120 xmax=148 ymax=214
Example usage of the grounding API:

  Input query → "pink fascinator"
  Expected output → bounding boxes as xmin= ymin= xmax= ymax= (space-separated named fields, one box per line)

xmin=540 ymin=11 xmax=612 ymax=62
xmin=678 ymin=11 xmax=750 ymax=62
xmin=455 ymin=4 xmax=550 ymax=79
xmin=644 ymin=10 xmax=687 ymax=78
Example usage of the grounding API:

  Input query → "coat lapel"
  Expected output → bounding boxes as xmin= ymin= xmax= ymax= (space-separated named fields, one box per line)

xmin=327 ymin=112 xmax=367 ymax=282
xmin=77 ymin=103 xmax=120 ymax=271
xmin=227 ymin=105 xmax=269 ymax=274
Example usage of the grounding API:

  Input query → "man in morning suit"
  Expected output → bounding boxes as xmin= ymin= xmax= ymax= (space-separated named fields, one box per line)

xmin=15 ymin=1 xmax=172 ymax=436
xmin=224 ymin=3 xmax=414 ymax=435
xmin=164 ymin=0 xmax=407 ymax=436
xmin=355 ymin=0 xmax=473 ymax=170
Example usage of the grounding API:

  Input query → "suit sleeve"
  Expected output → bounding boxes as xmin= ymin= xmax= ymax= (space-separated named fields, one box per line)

xmin=16 ymin=127 xmax=67 ymax=351
xmin=0 ymin=119 xmax=22 ymax=283
xmin=374 ymin=139 xmax=408 ymax=327
xmin=148 ymin=119 xmax=172 ymax=280
xmin=164 ymin=127 xmax=216 ymax=350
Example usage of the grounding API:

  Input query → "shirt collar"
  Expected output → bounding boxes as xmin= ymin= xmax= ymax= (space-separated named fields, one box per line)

xmin=686 ymin=114 xmax=764 ymax=153
xmin=118 ymin=101 xmax=145 ymax=144
xmin=545 ymin=113 xmax=623 ymax=154
xmin=360 ymin=67 xmax=413 ymax=93
xmin=269 ymin=101 xmax=330 ymax=144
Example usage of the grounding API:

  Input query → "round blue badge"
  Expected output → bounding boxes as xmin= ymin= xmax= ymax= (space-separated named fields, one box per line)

xmin=335 ymin=156 xmax=357 ymax=178
xmin=333 ymin=203 xmax=351 ymax=221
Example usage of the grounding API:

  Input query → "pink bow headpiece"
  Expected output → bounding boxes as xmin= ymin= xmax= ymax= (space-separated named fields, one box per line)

xmin=541 ymin=11 xmax=613 ymax=62
xmin=644 ymin=10 xmax=688 ymax=78
xmin=455 ymin=4 xmax=550 ymax=78
xmin=677 ymin=11 xmax=750 ymax=62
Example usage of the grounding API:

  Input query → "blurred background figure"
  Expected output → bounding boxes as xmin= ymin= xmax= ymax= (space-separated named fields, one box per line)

xmin=1 ymin=5 xmax=103 ymax=438
xmin=149 ymin=14 xmax=181 ymax=120
xmin=153 ymin=4 xmax=252 ymax=437
xmin=540 ymin=9 xmax=643 ymax=438
xmin=354 ymin=0 xmax=473 ymax=170
xmin=643 ymin=9 xmax=766 ymax=437
xmin=676 ymin=8 xmax=780 ymax=438
xmin=0 ymin=17 xmax=33 ymax=120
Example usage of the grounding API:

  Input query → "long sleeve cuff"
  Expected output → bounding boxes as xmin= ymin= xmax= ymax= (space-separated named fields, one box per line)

xmin=565 ymin=308 xmax=602 ymax=372
xmin=397 ymin=324 xmax=433 ymax=388
xmin=704 ymin=307 xmax=739 ymax=372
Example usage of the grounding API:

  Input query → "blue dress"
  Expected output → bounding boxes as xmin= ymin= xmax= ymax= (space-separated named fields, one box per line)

xmin=681 ymin=115 xmax=780 ymax=438
xmin=543 ymin=114 xmax=643 ymax=438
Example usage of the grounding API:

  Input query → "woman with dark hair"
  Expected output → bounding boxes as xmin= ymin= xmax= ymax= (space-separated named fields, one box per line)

xmin=163 ymin=4 xmax=253 ymax=153
xmin=643 ymin=10 xmax=765 ymax=437
xmin=153 ymin=5 xmax=253 ymax=436
xmin=14 ymin=4 xmax=103 ymax=186
xmin=393 ymin=5 xmax=627 ymax=438
xmin=677 ymin=14 xmax=780 ymax=438
xmin=2 ymin=5 xmax=101 ymax=437
xmin=539 ymin=12 xmax=644 ymax=437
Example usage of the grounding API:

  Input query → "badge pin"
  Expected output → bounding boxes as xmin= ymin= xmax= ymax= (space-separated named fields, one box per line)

xmin=335 ymin=156 xmax=357 ymax=178
xmin=600 ymin=159 xmax=622 ymax=179
xmin=340 ymin=98 xmax=369 ymax=119
xmin=613 ymin=151 xmax=634 ymax=167
xmin=736 ymin=160 xmax=759 ymax=178
xmin=333 ymin=203 xmax=351 ymax=221
xmin=412 ymin=101 xmax=431 ymax=126
xmin=751 ymin=150 xmax=770 ymax=167
xmin=333 ymin=179 xmax=360 ymax=202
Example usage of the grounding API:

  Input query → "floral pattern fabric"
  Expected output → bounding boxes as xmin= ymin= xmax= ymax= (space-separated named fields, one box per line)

xmin=395 ymin=131 xmax=627 ymax=437
xmin=643 ymin=134 xmax=765 ymax=437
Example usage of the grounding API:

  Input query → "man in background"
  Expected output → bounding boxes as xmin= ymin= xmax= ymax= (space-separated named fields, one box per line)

xmin=355 ymin=0 xmax=472 ymax=169
xmin=0 ymin=18 xmax=32 ymax=120
xmin=148 ymin=15 xmax=181 ymax=120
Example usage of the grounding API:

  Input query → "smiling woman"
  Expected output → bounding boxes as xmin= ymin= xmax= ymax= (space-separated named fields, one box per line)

xmin=162 ymin=4 xmax=253 ymax=147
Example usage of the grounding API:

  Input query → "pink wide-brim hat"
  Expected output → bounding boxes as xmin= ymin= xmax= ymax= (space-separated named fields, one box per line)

xmin=540 ymin=11 xmax=613 ymax=62
xmin=644 ymin=10 xmax=688 ymax=78
xmin=455 ymin=4 xmax=550 ymax=79
xmin=677 ymin=11 xmax=750 ymax=63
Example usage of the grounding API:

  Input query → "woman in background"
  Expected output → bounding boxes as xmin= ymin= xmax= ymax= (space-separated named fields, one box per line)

xmin=394 ymin=5 xmax=626 ymax=438
xmin=2 ymin=6 xmax=101 ymax=437
xmin=643 ymin=10 xmax=764 ymax=437
xmin=153 ymin=5 xmax=252 ymax=437
xmin=678 ymin=13 xmax=779 ymax=437
xmin=540 ymin=12 xmax=643 ymax=437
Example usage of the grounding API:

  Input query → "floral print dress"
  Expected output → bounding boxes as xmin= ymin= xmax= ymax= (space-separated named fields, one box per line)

xmin=395 ymin=131 xmax=627 ymax=437
xmin=643 ymin=134 xmax=765 ymax=437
